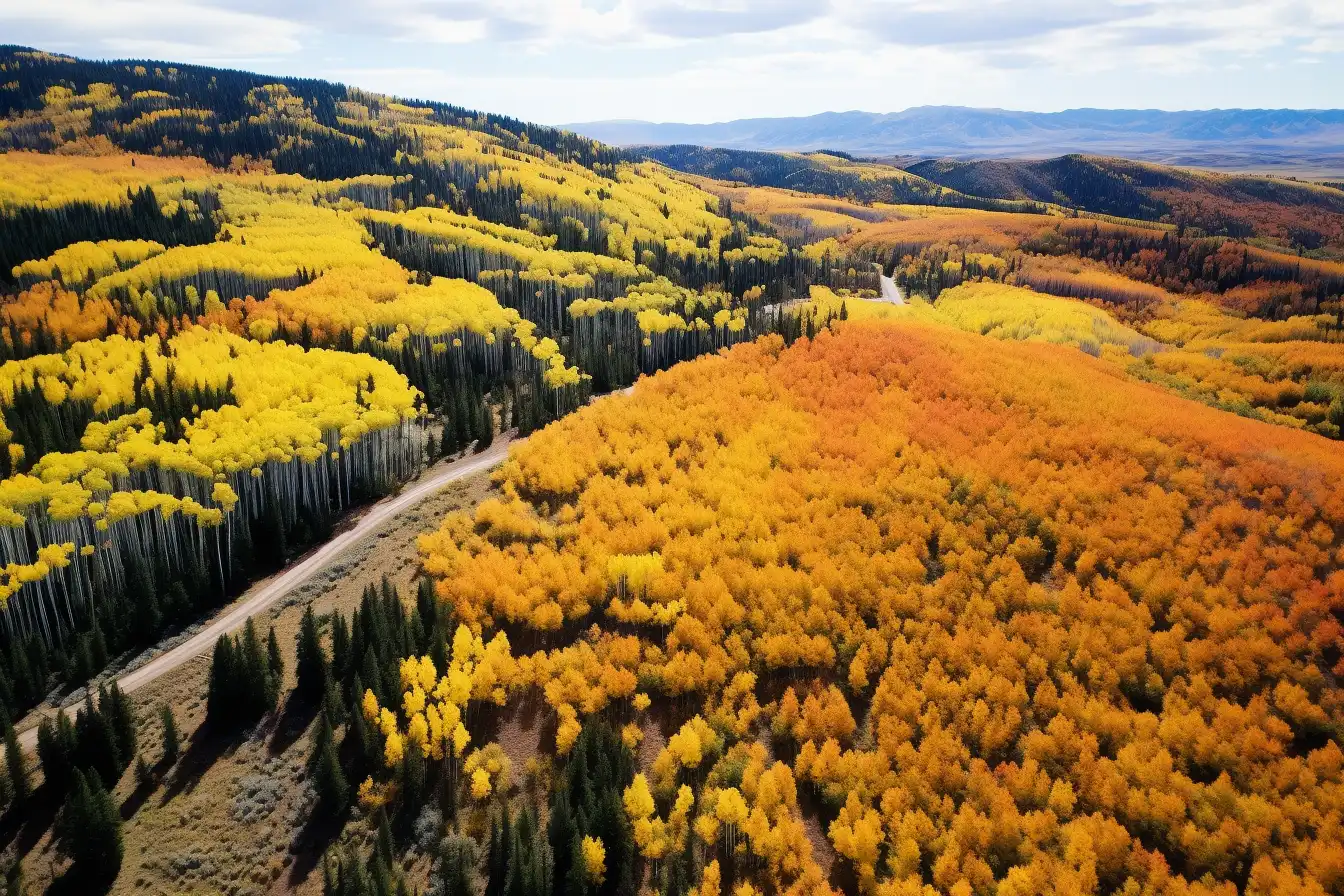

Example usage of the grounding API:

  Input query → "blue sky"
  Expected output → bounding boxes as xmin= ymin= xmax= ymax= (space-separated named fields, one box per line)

xmin=1 ymin=0 xmax=1340 ymax=124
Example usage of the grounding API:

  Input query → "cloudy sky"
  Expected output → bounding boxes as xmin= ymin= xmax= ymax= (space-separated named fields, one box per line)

xmin=1 ymin=0 xmax=1340 ymax=124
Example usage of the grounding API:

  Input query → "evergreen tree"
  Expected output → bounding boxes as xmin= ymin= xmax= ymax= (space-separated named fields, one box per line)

xmin=102 ymin=683 xmax=136 ymax=765
xmin=90 ymin=623 xmax=109 ymax=672
xmin=296 ymin=605 xmax=327 ymax=702
xmin=488 ymin=810 xmax=508 ymax=895
xmin=549 ymin=790 xmax=576 ymax=896
xmin=323 ymin=848 xmax=373 ymax=896
xmin=330 ymin=613 xmax=351 ymax=680
xmin=159 ymin=705 xmax=179 ymax=765
xmin=207 ymin=633 xmax=238 ymax=729
xmin=434 ymin=832 xmax=478 ymax=896
xmin=311 ymin=711 xmax=348 ymax=816
xmin=55 ymin=769 xmax=123 ymax=891
xmin=399 ymin=740 xmax=426 ymax=820
xmin=75 ymin=693 xmax=123 ymax=788
xmin=37 ymin=713 xmax=77 ymax=795
xmin=376 ymin=810 xmax=395 ymax=869
xmin=3 ymin=723 xmax=27 ymax=808
xmin=267 ymin=628 xmax=284 ymax=685
xmin=547 ymin=723 xmax=635 ymax=896
xmin=125 ymin=556 xmax=161 ymax=644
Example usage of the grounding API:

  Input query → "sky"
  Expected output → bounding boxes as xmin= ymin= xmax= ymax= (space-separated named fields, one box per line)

xmin=1 ymin=0 xmax=1341 ymax=125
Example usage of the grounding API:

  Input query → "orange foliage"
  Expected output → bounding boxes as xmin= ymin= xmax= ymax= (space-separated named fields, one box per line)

xmin=843 ymin=206 xmax=1061 ymax=257
xmin=1012 ymin=254 xmax=1173 ymax=309
xmin=421 ymin=320 xmax=1344 ymax=894
xmin=0 ymin=281 xmax=135 ymax=350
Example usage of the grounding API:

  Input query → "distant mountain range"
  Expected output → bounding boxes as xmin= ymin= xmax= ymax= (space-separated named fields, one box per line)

xmin=565 ymin=107 xmax=1344 ymax=176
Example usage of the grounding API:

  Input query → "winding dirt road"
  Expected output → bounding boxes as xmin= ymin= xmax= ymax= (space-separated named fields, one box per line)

xmin=18 ymin=438 xmax=513 ymax=751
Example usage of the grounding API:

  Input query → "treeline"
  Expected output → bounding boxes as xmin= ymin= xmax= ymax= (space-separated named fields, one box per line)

xmin=0 ymin=186 xmax=219 ymax=287
xmin=0 ymin=374 xmax=236 ymax=476
xmin=637 ymin=145 xmax=1050 ymax=214
xmin=906 ymin=154 xmax=1172 ymax=222
xmin=890 ymin=245 xmax=1011 ymax=299
xmin=0 ymin=46 xmax=621 ymax=180
xmin=368 ymin=217 xmax=819 ymax=336
xmin=0 ymin=549 xmax=222 ymax=725
xmin=1027 ymin=223 xmax=1344 ymax=317
xmin=0 ymin=497 xmax=302 ymax=721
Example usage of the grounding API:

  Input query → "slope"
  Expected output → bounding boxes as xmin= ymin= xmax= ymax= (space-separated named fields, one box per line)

xmin=566 ymin=106 xmax=1344 ymax=174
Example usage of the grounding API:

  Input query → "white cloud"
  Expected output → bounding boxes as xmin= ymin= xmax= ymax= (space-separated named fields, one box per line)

xmin=1 ymin=0 xmax=1340 ymax=119
xmin=0 ymin=0 xmax=303 ymax=60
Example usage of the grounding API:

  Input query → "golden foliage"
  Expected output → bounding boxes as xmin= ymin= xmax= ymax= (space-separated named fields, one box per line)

xmin=418 ymin=320 xmax=1344 ymax=894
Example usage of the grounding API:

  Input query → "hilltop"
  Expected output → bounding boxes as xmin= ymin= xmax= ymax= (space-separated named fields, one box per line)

xmin=566 ymin=106 xmax=1344 ymax=177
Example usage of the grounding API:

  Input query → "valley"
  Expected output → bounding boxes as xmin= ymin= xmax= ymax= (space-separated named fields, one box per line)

xmin=0 ymin=41 xmax=1339 ymax=896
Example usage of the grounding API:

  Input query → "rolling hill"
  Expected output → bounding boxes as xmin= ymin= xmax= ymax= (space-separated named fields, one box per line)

xmin=567 ymin=106 xmax=1344 ymax=177
xmin=1 ymin=42 xmax=1343 ymax=896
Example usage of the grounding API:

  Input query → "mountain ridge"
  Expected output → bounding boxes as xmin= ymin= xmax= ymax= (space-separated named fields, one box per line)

xmin=564 ymin=106 xmax=1344 ymax=176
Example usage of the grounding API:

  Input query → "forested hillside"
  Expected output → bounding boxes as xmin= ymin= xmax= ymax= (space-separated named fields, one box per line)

xmin=567 ymin=106 xmax=1344 ymax=171
xmin=634 ymin=146 xmax=1045 ymax=214
xmin=0 ymin=44 xmax=1341 ymax=896
xmin=636 ymin=143 xmax=1344 ymax=258
xmin=904 ymin=155 xmax=1344 ymax=250
xmin=398 ymin=321 xmax=1344 ymax=896
xmin=0 ymin=46 xmax=825 ymax=734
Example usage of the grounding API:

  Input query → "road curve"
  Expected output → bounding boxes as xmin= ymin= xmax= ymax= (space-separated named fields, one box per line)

xmin=19 ymin=438 xmax=513 ymax=751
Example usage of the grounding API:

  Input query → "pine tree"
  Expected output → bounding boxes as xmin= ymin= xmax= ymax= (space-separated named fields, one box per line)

xmin=102 ymin=683 xmax=136 ymax=766
xmin=487 ymin=811 xmax=507 ymax=895
xmin=75 ymin=693 xmax=123 ymax=788
xmin=435 ymin=832 xmax=478 ymax=896
xmin=547 ymin=723 xmax=635 ymax=896
xmin=376 ymin=810 xmax=395 ymax=869
xmin=90 ymin=623 xmax=109 ymax=671
xmin=311 ymin=711 xmax=348 ymax=816
xmin=322 ymin=673 xmax=346 ymax=729
xmin=56 ymin=769 xmax=123 ymax=890
xmin=330 ymin=613 xmax=351 ymax=681
xmin=399 ymin=740 xmax=426 ymax=820
xmin=296 ymin=605 xmax=327 ymax=703
xmin=3 ymin=723 xmax=27 ymax=808
xmin=267 ymin=628 xmax=284 ymax=686
xmin=160 ymin=705 xmax=179 ymax=765
xmin=37 ymin=713 xmax=77 ymax=795
xmin=207 ymin=633 xmax=237 ymax=730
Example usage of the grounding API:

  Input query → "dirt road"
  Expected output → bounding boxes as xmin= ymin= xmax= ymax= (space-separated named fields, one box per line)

xmin=18 ymin=438 xmax=512 ymax=751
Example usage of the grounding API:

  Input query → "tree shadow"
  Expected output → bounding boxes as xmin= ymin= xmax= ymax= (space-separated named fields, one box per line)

xmin=157 ymin=725 xmax=235 ymax=806
xmin=0 ymin=788 xmax=61 ymax=859
xmin=45 ymin=864 xmax=115 ymax=896
xmin=268 ymin=696 xmax=319 ymax=759
xmin=285 ymin=801 xmax=350 ymax=889
xmin=120 ymin=770 xmax=158 ymax=821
